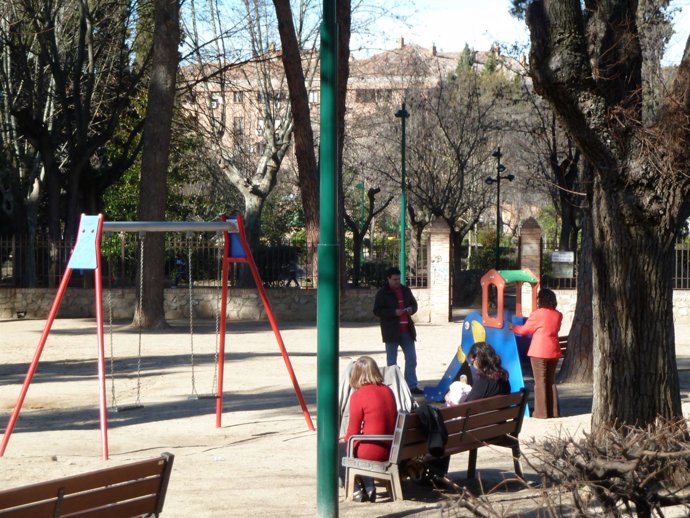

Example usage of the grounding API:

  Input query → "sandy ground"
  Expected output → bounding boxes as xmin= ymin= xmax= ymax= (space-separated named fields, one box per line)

xmin=1 ymin=314 xmax=689 ymax=517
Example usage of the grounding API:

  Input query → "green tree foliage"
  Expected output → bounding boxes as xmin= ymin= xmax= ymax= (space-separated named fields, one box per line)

xmin=0 ymin=0 xmax=150 ymax=242
xmin=457 ymin=44 xmax=475 ymax=74
xmin=260 ymin=181 xmax=304 ymax=246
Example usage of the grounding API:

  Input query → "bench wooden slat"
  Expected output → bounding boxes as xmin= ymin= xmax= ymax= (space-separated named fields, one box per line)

xmin=59 ymin=477 xmax=163 ymax=515
xmin=443 ymin=391 xmax=525 ymax=418
xmin=0 ymin=500 xmax=57 ymax=518
xmin=447 ymin=406 xmax=521 ymax=433
xmin=445 ymin=421 xmax=520 ymax=454
xmin=0 ymin=457 xmax=166 ymax=508
xmin=63 ymin=494 xmax=158 ymax=518
xmin=396 ymin=441 xmax=433 ymax=461
xmin=0 ymin=453 xmax=173 ymax=518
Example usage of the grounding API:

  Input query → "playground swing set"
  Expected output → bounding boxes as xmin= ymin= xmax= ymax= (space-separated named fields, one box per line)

xmin=105 ymin=231 xmax=222 ymax=410
xmin=0 ymin=213 xmax=315 ymax=461
xmin=423 ymin=268 xmax=540 ymax=412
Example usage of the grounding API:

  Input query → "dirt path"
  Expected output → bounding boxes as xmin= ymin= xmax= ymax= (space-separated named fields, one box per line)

xmin=1 ymin=317 xmax=689 ymax=516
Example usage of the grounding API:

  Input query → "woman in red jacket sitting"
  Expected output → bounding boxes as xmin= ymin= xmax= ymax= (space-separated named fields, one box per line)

xmin=344 ymin=356 xmax=397 ymax=502
xmin=511 ymin=288 xmax=563 ymax=418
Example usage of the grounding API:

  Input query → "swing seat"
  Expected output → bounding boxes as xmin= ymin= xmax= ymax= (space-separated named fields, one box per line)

xmin=113 ymin=403 xmax=144 ymax=412
xmin=188 ymin=393 xmax=218 ymax=400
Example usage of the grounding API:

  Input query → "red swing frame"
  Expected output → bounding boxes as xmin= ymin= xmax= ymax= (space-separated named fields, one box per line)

xmin=0 ymin=213 xmax=314 ymax=460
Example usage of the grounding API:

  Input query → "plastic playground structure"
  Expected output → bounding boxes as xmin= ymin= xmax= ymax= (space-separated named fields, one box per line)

xmin=423 ymin=268 xmax=539 ymax=409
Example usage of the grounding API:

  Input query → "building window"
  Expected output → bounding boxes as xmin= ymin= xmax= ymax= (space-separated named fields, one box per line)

xmin=233 ymin=117 xmax=244 ymax=136
xmin=209 ymin=95 xmax=221 ymax=109
xmin=355 ymin=89 xmax=376 ymax=103
xmin=233 ymin=91 xmax=243 ymax=103
xmin=256 ymin=118 xmax=265 ymax=135
xmin=210 ymin=115 xmax=224 ymax=137
xmin=257 ymin=91 xmax=287 ymax=104
xmin=309 ymin=90 xmax=320 ymax=104
xmin=354 ymin=89 xmax=391 ymax=103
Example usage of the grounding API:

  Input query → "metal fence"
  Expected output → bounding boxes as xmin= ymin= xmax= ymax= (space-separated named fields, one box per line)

xmin=0 ymin=234 xmax=429 ymax=289
xmin=540 ymin=243 xmax=690 ymax=290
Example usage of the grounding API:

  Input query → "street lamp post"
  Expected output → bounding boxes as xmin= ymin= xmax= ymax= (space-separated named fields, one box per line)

xmin=395 ymin=102 xmax=410 ymax=283
xmin=485 ymin=146 xmax=515 ymax=270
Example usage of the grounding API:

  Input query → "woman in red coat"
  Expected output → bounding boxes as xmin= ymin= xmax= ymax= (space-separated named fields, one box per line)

xmin=345 ymin=356 xmax=397 ymax=502
xmin=511 ymin=288 xmax=563 ymax=418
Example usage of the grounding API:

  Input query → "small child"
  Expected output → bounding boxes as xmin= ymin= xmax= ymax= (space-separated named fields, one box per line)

xmin=444 ymin=374 xmax=472 ymax=406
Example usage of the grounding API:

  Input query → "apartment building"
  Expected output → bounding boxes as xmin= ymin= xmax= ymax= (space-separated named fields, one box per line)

xmin=182 ymin=38 xmax=524 ymax=162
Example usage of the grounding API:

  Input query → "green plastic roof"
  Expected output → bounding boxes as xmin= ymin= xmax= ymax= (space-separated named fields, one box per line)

xmin=497 ymin=269 xmax=538 ymax=284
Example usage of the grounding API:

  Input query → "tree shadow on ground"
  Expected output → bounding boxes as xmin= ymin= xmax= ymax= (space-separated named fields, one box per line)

xmin=0 ymin=350 xmax=317 ymax=386
xmin=5 ymin=383 xmax=316 ymax=434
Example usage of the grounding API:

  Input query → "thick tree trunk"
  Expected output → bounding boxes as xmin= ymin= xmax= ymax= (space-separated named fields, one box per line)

xmin=590 ymin=182 xmax=681 ymax=427
xmin=134 ymin=0 xmax=179 ymax=328
xmin=525 ymin=0 xmax=688 ymax=430
xmin=239 ymin=194 xmax=265 ymax=287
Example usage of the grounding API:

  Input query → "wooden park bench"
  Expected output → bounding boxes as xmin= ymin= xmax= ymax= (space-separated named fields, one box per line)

xmin=0 ymin=452 xmax=174 ymax=517
xmin=343 ymin=389 xmax=528 ymax=501
xmin=559 ymin=335 xmax=569 ymax=357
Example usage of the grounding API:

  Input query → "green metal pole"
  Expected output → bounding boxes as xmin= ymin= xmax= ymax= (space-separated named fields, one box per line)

xmin=494 ymin=147 xmax=502 ymax=270
xmin=317 ymin=0 xmax=339 ymax=516
xmin=495 ymin=170 xmax=501 ymax=270
xmin=395 ymin=103 xmax=409 ymax=283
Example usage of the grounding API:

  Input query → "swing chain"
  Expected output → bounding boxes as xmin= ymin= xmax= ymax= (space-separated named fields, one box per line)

xmin=211 ymin=233 xmax=222 ymax=394
xmin=187 ymin=232 xmax=198 ymax=397
xmin=106 ymin=233 xmax=117 ymax=408
xmin=134 ymin=232 xmax=144 ymax=407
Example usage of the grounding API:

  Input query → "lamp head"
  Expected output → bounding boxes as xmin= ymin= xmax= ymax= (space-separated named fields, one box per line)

xmin=497 ymin=163 xmax=506 ymax=173
xmin=395 ymin=105 xmax=410 ymax=118
xmin=506 ymin=174 xmax=515 ymax=182
xmin=492 ymin=148 xmax=502 ymax=158
xmin=485 ymin=176 xmax=495 ymax=185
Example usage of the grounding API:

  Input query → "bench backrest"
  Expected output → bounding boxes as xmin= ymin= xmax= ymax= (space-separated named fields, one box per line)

xmin=0 ymin=452 xmax=174 ymax=518
xmin=389 ymin=389 xmax=528 ymax=463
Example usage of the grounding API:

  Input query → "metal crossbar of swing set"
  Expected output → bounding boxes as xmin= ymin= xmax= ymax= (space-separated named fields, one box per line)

xmin=0 ymin=214 xmax=315 ymax=462
xmin=102 ymin=221 xmax=240 ymax=233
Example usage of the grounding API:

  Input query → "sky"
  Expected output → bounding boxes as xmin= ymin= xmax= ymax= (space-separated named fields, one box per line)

xmin=354 ymin=0 xmax=690 ymax=65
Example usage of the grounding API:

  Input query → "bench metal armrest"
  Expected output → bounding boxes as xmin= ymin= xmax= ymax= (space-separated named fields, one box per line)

xmin=346 ymin=434 xmax=394 ymax=454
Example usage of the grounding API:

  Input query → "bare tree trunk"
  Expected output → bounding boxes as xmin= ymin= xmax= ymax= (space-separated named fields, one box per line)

xmin=134 ymin=0 xmax=179 ymax=328
xmin=273 ymin=0 xmax=351 ymax=288
xmin=239 ymin=194 xmax=265 ymax=287
xmin=336 ymin=0 xmax=352 ymax=290
xmin=590 ymin=182 xmax=681 ymax=427
xmin=272 ymin=0 xmax=320 ymax=284
xmin=558 ymin=201 xmax=593 ymax=383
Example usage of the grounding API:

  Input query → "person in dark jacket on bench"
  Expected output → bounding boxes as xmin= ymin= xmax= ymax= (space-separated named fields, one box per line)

xmin=465 ymin=341 xmax=510 ymax=401
xmin=425 ymin=341 xmax=510 ymax=480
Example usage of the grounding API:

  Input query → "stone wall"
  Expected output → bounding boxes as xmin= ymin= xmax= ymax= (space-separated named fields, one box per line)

xmin=553 ymin=289 xmax=690 ymax=331
xmin=2 ymin=287 xmax=689 ymax=325
xmin=0 ymin=287 xmax=432 ymax=323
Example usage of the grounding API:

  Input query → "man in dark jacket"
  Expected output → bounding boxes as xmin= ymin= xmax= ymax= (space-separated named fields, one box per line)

xmin=373 ymin=267 xmax=422 ymax=394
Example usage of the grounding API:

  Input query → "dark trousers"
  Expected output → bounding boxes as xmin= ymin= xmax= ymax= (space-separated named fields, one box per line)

xmin=530 ymin=357 xmax=559 ymax=418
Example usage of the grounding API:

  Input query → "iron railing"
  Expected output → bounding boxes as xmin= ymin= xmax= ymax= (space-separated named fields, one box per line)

xmin=0 ymin=234 xmax=429 ymax=289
